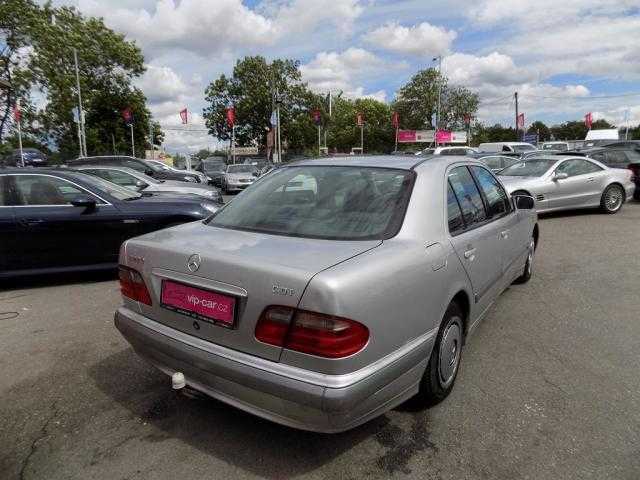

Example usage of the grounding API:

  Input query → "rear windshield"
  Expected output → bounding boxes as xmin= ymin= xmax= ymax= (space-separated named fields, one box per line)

xmin=207 ymin=166 xmax=414 ymax=240
xmin=499 ymin=160 xmax=556 ymax=177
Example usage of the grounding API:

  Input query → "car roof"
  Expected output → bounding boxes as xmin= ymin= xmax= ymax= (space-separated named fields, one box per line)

xmin=287 ymin=155 xmax=428 ymax=170
xmin=74 ymin=165 xmax=141 ymax=175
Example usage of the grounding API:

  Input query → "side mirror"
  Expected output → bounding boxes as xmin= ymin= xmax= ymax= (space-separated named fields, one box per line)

xmin=553 ymin=172 xmax=569 ymax=181
xmin=145 ymin=168 xmax=154 ymax=176
xmin=135 ymin=180 xmax=148 ymax=190
xmin=70 ymin=195 xmax=97 ymax=210
xmin=513 ymin=195 xmax=535 ymax=210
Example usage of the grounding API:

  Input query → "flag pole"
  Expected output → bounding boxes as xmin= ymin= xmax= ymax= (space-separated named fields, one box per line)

xmin=130 ymin=123 xmax=135 ymax=157
xmin=16 ymin=105 xmax=24 ymax=167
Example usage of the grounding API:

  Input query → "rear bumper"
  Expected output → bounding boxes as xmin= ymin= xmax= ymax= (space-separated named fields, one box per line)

xmin=114 ymin=307 xmax=433 ymax=433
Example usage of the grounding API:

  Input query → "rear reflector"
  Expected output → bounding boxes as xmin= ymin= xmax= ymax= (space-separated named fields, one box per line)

xmin=255 ymin=306 xmax=369 ymax=358
xmin=119 ymin=265 xmax=152 ymax=305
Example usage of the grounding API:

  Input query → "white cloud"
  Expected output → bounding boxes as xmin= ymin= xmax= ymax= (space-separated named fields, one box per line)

xmin=469 ymin=0 xmax=637 ymax=28
xmin=136 ymin=65 xmax=189 ymax=103
xmin=300 ymin=48 xmax=394 ymax=99
xmin=81 ymin=0 xmax=277 ymax=58
xmin=366 ymin=22 xmax=457 ymax=57
xmin=274 ymin=0 xmax=363 ymax=36
xmin=445 ymin=52 xmax=537 ymax=87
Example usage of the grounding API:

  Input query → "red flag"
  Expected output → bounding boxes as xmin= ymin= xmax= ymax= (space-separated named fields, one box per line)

xmin=122 ymin=107 xmax=133 ymax=124
xmin=356 ymin=112 xmax=364 ymax=126
xmin=517 ymin=113 xmax=525 ymax=129
xmin=13 ymin=101 xmax=21 ymax=122
xmin=226 ymin=107 xmax=235 ymax=127
xmin=311 ymin=109 xmax=321 ymax=126
xmin=179 ymin=108 xmax=188 ymax=124
xmin=391 ymin=111 xmax=399 ymax=128
xmin=584 ymin=112 xmax=593 ymax=129
xmin=463 ymin=114 xmax=471 ymax=125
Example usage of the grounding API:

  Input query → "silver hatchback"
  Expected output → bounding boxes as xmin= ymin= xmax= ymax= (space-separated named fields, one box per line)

xmin=115 ymin=156 xmax=538 ymax=432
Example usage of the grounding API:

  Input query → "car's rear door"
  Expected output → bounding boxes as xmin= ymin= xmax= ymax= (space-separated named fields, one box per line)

xmin=447 ymin=166 xmax=504 ymax=311
xmin=11 ymin=173 xmax=128 ymax=269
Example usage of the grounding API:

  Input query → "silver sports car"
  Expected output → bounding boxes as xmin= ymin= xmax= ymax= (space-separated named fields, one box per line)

xmin=498 ymin=155 xmax=635 ymax=214
xmin=75 ymin=166 xmax=223 ymax=204
xmin=115 ymin=155 xmax=538 ymax=432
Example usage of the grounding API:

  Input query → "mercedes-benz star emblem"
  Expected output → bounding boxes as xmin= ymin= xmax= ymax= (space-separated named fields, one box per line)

xmin=187 ymin=254 xmax=201 ymax=272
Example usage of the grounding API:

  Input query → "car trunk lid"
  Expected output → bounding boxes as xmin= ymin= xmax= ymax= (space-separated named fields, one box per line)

xmin=123 ymin=222 xmax=380 ymax=361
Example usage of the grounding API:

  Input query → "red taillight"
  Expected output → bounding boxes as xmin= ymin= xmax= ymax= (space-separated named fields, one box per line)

xmin=255 ymin=306 xmax=369 ymax=358
xmin=118 ymin=265 xmax=152 ymax=305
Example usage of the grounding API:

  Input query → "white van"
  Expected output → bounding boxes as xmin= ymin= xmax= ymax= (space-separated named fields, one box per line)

xmin=478 ymin=142 xmax=537 ymax=153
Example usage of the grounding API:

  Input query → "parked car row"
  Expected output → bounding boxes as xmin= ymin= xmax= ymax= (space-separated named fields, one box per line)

xmin=0 ymin=168 xmax=220 ymax=277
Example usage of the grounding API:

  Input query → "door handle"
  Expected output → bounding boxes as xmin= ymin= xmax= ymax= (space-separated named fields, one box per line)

xmin=18 ymin=218 xmax=45 ymax=227
xmin=587 ymin=177 xmax=595 ymax=182
xmin=463 ymin=248 xmax=476 ymax=260
xmin=500 ymin=230 xmax=509 ymax=239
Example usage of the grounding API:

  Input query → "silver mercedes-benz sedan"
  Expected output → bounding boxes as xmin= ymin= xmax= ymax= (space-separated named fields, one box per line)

xmin=497 ymin=155 xmax=635 ymax=214
xmin=115 ymin=155 xmax=538 ymax=433
xmin=222 ymin=164 xmax=258 ymax=193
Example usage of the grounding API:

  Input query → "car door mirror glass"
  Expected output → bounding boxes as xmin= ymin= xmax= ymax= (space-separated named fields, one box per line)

xmin=70 ymin=195 xmax=97 ymax=210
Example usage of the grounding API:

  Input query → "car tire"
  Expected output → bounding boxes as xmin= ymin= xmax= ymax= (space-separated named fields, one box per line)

xmin=514 ymin=237 xmax=535 ymax=284
xmin=415 ymin=303 xmax=464 ymax=406
xmin=600 ymin=184 xmax=624 ymax=214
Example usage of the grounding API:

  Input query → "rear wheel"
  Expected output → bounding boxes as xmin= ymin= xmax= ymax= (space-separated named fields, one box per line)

xmin=600 ymin=184 xmax=624 ymax=214
xmin=415 ymin=303 xmax=464 ymax=406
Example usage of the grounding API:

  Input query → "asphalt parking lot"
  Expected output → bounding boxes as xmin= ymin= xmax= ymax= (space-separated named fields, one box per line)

xmin=2 ymin=203 xmax=640 ymax=480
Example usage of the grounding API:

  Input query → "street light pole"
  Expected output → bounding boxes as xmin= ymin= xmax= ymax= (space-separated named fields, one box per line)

xmin=434 ymin=55 xmax=442 ymax=145
xmin=73 ymin=48 xmax=87 ymax=157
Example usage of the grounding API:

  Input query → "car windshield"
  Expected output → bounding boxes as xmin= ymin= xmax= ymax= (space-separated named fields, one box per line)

xmin=499 ymin=159 xmax=556 ymax=177
xmin=207 ymin=166 xmax=414 ymax=240
xmin=202 ymin=160 xmax=226 ymax=171
xmin=227 ymin=165 xmax=257 ymax=173
xmin=67 ymin=172 xmax=142 ymax=200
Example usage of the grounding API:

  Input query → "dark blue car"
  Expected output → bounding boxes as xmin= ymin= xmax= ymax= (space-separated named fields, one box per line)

xmin=0 ymin=168 xmax=220 ymax=277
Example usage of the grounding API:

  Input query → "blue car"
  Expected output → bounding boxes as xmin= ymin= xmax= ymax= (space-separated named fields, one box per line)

xmin=0 ymin=168 xmax=220 ymax=277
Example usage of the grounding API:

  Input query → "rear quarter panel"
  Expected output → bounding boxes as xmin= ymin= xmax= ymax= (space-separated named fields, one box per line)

xmin=285 ymin=164 xmax=473 ymax=375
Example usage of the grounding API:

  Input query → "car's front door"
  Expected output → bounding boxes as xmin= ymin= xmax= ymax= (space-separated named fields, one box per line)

xmin=547 ymin=159 xmax=606 ymax=209
xmin=469 ymin=165 xmax=525 ymax=280
xmin=447 ymin=166 xmax=504 ymax=312
xmin=11 ymin=174 xmax=127 ymax=270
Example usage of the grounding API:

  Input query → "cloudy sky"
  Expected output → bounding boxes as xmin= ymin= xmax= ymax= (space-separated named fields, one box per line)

xmin=52 ymin=0 xmax=640 ymax=153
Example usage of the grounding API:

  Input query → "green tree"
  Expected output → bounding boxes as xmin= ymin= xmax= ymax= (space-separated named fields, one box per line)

xmin=1 ymin=1 xmax=162 ymax=158
xmin=203 ymin=56 xmax=320 ymax=153
xmin=392 ymin=68 xmax=479 ymax=131
xmin=527 ymin=121 xmax=551 ymax=141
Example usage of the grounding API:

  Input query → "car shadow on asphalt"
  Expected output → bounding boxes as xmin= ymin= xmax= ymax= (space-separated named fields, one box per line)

xmin=88 ymin=348 xmax=394 ymax=478
xmin=0 ymin=270 xmax=117 ymax=292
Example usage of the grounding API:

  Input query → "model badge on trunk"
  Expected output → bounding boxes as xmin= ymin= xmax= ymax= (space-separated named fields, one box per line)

xmin=272 ymin=284 xmax=295 ymax=296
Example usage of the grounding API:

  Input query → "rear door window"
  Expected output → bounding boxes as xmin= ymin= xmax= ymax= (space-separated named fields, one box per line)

xmin=448 ymin=166 xmax=487 ymax=226
xmin=556 ymin=159 xmax=603 ymax=177
xmin=447 ymin=182 xmax=465 ymax=235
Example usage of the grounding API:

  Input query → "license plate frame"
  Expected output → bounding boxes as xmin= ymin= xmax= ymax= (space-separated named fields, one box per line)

xmin=160 ymin=279 xmax=237 ymax=329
